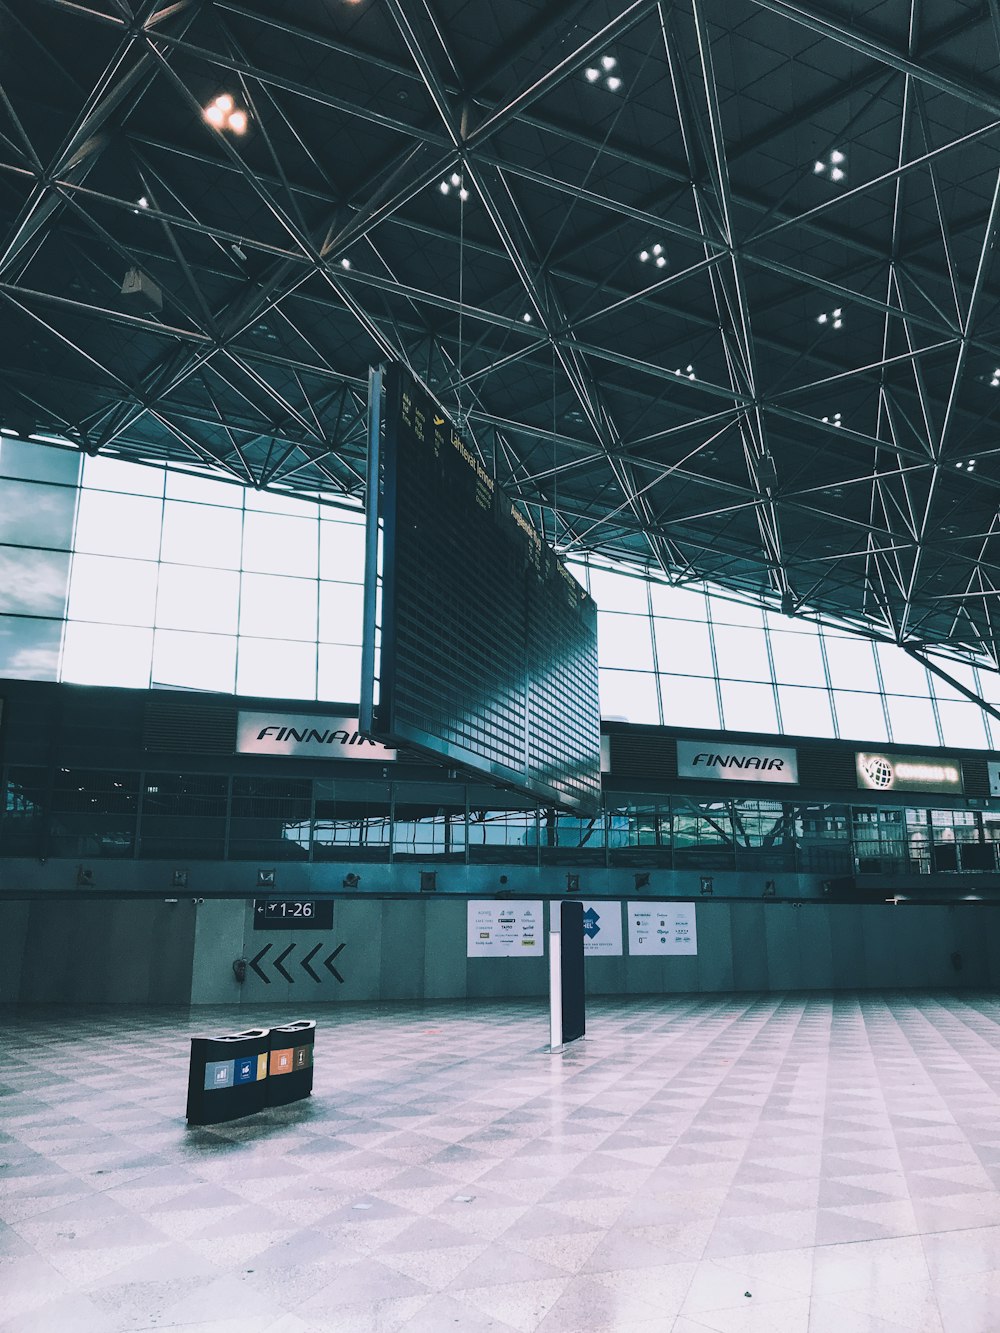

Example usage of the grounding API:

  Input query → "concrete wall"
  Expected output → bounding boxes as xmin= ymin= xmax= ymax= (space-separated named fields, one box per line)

xmin=0 ymin=898 xmax=197 ymax=1003
xmin=3 ymin=895 xmax=998 ymax=1005
xmin=205 ymin=898 xmax=1000 ymax=1006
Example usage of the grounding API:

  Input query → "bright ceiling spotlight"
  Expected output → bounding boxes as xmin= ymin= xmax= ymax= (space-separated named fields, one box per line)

xmin=601 ymin=55 xmax=617 ymax=71
xmin=817 ymin=307 xmax=844 ymax=329
xmin=522 ymin=312 xmax=532 ymax=323
xmin=340 ymin=257 xmax=351 ymax=270
xmin=450 ymin=172 xmax=461 ymax=187
xmin=439 ymin=180 xmax=450 ymax=193
xmin=655 ymin=254 xmax=666 ymax=268
xmin=606 ymin=75 xmax=622 ymax=91
xmin=459 ymin=187 xmax=469 ymax=201
xmin=584 ymin=67 xmax=600 ymax=82
xmin=204 ymin=94 xmax=248 ymax=134
xmin=639 ymin=249 xmax=649 ymax=261
xmin=814 ymin=149 xmax=847 ymax=181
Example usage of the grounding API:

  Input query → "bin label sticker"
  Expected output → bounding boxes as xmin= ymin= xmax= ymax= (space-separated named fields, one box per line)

xmin=270 ymin=1047 xmax=294 ymax=1075
xmin=257 ymin=1053 xmax=269 ymax=1081
xmin=234 ymin=1056 xmax=258 ymax=1085
xmin=292 ymin=1045 xmax=311 ymax=1070
xmin=204 ymin=1059 xmax=235 ymax=1091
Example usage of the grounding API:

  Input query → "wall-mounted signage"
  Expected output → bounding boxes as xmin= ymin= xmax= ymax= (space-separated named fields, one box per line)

xmin=856 ymin=751 xmax=963 ymax=795
xmin=677 ymin=739 xmax=798 ymax=784
xmin=988 ymin=762 xmax=1000 ymax=798
xmin=577 ymin=901 xmax=623 ymax=956
xmin=627 ymin=902 xmax=697 ymax=956
xmin=237 ymin=711 xmax=396 ymax=760
xmin=253 ymin=900 xmax=334 ymax=931
xmin=466 ymin=901 xmax=544 ymax=957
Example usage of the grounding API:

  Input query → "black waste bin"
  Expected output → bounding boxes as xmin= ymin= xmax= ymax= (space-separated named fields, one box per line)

xmin=267 ymin=1020 xmax=316 ymax=1107
xmin=186 ymin=1027 xmax=271 ymax=1125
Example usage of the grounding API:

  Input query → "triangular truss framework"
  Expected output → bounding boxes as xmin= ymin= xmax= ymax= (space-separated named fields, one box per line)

xmin=3 ymin=0 xmax=1000 ymax=672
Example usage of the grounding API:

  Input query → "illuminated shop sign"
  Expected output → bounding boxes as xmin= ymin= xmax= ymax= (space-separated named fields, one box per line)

xmin=856 ymin=751 xmax=963 ymax=794
xmin=237 ymin=710 xmax=396 ymax=760
xmin=676 ymin=739 xmax=799 ymax=784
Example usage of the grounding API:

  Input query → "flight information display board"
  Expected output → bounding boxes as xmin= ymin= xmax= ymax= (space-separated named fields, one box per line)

xmin=363 ymin=363 xmax=601 ymax=812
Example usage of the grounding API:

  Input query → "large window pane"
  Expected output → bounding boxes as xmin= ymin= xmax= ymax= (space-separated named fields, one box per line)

xmin=319 ymin=582 xmax=364 ymax=644
xmin=778 ymin=685 xmax=836 ymax=737
xmin=713 ymin=624 xmax=772 ymax=681
xmin=936 ymin=700 xmax=989 ymax=749
xmin=649 ymin=582 xmax=707 ymax=621
xmin=833 ymin=689 xmax=888 ymax=741
xmin=598 ymin=611 xmax=654 ymax=670
xmin=769 ymin=628 xmax=826 ymax=687
xmin=164 ymin=470 xmax=242 ymax=506
xmin=313 ymin=778 xmax=391 ymax=858
xmin=886 ymin=694 xmax=939 ymax=745
xmin=239 ymin=573 xmax=317 ymax=640
xmin=236 ymin=637 xmax=316 ymax=698
xmin=244 ymin=488 xmax=316 ymax=517
xmin=0 ymin=548 xmax=71 ymax=616
xmin=876 ymin=642 xmax=930 ymax=694
xmin=599 ymin=668 xmax=659 ymax=722
xmin=708 ymin=595 xmax=764 ymax=627
xmin=68 ymin=555 xmax=157 ymax=626
xmin=74 ymin=490 xmax=162 ymax=559
xmin=720 ymin=680 xmax=779 ymax=731
xmin=318 ymin=643 xmax=361 ymax=702
xmin=654 ymin=618 xmax=713 ymax=676
xmin=151 ymin=629 xmax=237 ymax=692
xmin=660 ymin=674 xmax=721 ymax=729
xmin=62 ymin=622 xmax=152 ymax=687
xmin=0 ymin=616 xmax=62 ymax=679
xmin=157 ymin=564 xmax=239 ymax=634
xmin=161 ymin=501 xmax=243 ymax=568
xmin=242 ymin=511 xmax=318 ymax=577
xmin=83 ymin=454 xmax=164 ymax=495
xmin=320 ymin=519 xmax=365 ymax=581
xmin=1 ymin=439 xmax=80 ymax=484
xmin=588 ymin=566 xmax=649 ymax=613
xmin=0 ymin=479 xmax=77 ymax=548
xmin=823 ymin=634 xmax=879 ymax=690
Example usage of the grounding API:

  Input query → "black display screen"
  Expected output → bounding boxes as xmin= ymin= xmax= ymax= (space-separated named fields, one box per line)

xmin=366 ymin=363 xmax=601 ymax=813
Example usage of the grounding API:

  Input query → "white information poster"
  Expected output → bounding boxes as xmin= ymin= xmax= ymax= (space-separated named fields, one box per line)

xmin=988 ymin=761 xmax=1000 ymax=797
xmin=467 ymin=901 xmax=544 ymax=957
xmin=579 ymin=901 xmax=623 ymax=956
xmin=627 ymin=902 xmax=698 ymax=956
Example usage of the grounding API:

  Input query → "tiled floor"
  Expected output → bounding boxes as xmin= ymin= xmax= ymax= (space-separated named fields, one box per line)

xmin=4 ymin=995 xmax=1000 ymax=1332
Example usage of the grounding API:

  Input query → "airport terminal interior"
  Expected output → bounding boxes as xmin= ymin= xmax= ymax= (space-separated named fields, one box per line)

xmin=5 ymin=0 xmax=1000 ymax=1328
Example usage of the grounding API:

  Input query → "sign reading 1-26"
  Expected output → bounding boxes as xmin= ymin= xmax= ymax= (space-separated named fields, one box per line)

xmin=253 ymin=899 xmax=334 ymax=931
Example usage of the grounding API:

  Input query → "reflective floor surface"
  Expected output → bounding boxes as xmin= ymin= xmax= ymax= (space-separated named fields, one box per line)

xmin=4 ymin=993 xmax=1000 ymax=1332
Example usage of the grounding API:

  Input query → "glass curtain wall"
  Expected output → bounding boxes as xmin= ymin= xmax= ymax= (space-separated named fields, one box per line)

xmin=2 ymin=437 xmax=1000 ymax=745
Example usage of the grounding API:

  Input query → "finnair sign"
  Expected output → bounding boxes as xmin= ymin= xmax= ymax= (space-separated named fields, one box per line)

xmin=677 ymin=739 xmax=798 ymax=784
xmin=237 ymin=711 xmax=396 ymax=760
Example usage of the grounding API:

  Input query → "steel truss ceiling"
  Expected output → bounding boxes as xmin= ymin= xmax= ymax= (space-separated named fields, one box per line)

xmin=4 ymin=0 xmax=1000 ymax=671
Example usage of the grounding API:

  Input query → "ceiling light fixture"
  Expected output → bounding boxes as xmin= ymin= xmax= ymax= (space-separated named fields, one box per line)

xmin=639 ymin=242 xmax=667 ymax=268
xmin=813 ymin=149 xmax=847 ymax=182
xmin=204 ymin=94 xmax=248 ymax=134
xmin=817 ymin=307 xmax=843 ymax=329
xmin=584 ymin=53 xmax=623 ymax=91
xmin=991 ymin=368 xmax=1000 ymax=388
xmin=522 ymin=312 xmax=532 ymax=323
xmin=821 ymin=411 xmax=842 ymax=427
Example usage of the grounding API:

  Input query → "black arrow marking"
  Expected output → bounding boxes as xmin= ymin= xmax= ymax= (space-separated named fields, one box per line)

xmin=274 ymin=943 xmax=296 ymax=983
xmin=301 ymin=943 xmax=322 ymax=983
xmin=250 ymin=944 xmax=272 ymax=984
xmin=324 ymin=942 xmax=346 ymax=983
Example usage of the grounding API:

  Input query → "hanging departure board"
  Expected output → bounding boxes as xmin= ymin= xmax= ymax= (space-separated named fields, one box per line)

xmin=362 ymin=363 xmax=601 ymax=813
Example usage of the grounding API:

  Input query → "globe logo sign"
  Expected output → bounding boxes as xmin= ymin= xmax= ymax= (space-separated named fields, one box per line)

xmin=860 ymin=754 xmax=894 ymax=789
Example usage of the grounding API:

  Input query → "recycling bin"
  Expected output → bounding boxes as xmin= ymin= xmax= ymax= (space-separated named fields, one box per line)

xmin=186 ymin=1027 xmax=271 ymax=1125
xmin=267 ymin=1020 xmax=316 ymax=1107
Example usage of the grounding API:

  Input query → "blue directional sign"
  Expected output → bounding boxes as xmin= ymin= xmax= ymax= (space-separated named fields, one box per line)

xmin=582 ymin=907 xmax=601 ymax=939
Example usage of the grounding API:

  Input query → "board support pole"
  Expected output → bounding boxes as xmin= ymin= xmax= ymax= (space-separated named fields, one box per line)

xmin=549 ymin=906 xmax=563 ymax=1053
